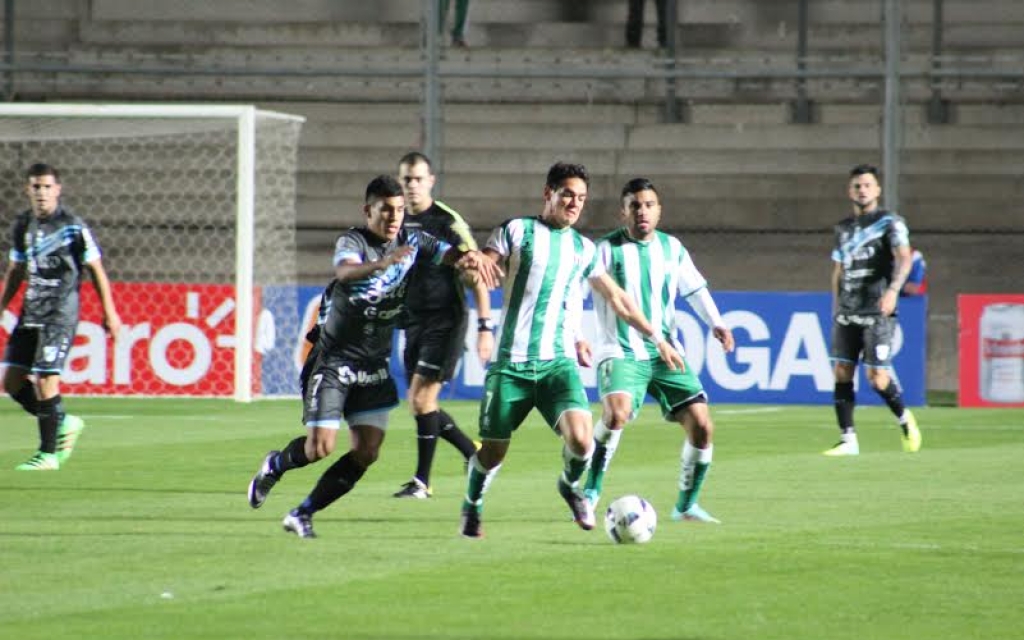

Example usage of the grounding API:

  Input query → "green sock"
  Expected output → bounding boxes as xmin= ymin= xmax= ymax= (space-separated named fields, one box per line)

xmin=584 ymin=420 xmax=622 ymax=494
xmin=463 ymin=454 xmax=499 ymax=514
xmin=675 ymin=441 xmax=713 ymax=513
xmin=561 ymin=443 xmax=593 ymax=489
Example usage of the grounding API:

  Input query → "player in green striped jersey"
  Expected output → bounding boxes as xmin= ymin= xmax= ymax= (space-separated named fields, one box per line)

xmin=582 ymin=178 xmax=734 ymax=523
xmin=459 ymin=163 xmax=685 ymax=538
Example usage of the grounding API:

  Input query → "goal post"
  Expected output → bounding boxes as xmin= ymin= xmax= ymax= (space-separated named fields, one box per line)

xmin=0 ymin=103 xmax=305 ymax=401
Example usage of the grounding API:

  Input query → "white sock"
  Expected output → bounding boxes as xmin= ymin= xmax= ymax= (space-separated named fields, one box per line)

xmin=594 ymin=419 xmax=623 ymax=448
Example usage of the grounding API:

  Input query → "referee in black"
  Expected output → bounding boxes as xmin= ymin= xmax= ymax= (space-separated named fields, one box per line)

xmin=393 ymin=152 xmax=493 ymax=498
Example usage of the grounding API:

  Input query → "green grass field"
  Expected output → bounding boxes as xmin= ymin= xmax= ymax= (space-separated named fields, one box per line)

xmin=2 ymin=398 xmax=1023 ymax=640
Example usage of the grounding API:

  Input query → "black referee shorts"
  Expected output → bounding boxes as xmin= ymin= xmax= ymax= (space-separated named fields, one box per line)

xmin=402 ymin=309 xmax=468 ymax=384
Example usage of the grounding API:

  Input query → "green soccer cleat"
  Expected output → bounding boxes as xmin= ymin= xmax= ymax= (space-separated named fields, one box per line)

xmin=56 ymin=415 xmax=86 ymax=464
xmin=583 ymin=488 xmax=601 ymax=510
xmin=671 ymin=504 xmax=721 ymax=524
xmin=15 ymin=451 xmax=60 ymax=471
xmin=901 ymin=410 xmax=922 ymax=453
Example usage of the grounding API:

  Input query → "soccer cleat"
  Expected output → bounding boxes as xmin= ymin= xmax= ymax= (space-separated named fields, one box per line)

xmin=282 ymin=510 xmax=317 ymax=539
xmin=822 ymin=440 xmax=859 ymax=456
xmin=671 ymin=504 xmax=721 ymax=524
xmin=460 ymin=508 xmax=484 ymax=539
xmin=56 ymin=415 xmax=86 ymax=463
xmin=393 ymin=478 xmax=432 ymax=499
xmin=247 ymin=450 xmax=280 ymax=509
xmin=583 ymin=488 xmax=601 ymax=510
xmin=901 ymin=410 xmax=922 ymax=453
xmin=557 ymin=478 xmax=596 ymax=531
xmin=15 ymin=451 xmax=60 ymax=471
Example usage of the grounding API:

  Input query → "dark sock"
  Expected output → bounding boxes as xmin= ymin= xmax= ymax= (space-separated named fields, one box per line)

xmin=11 ymin=385 xmax=39 ymax=416
xmin=834 ymin=382 xmax=855 ymax=435
xmin=274 ymin=436 xmax=310 ymax=475
xmin=414 ymin=411 xmax=442 ymax=485
xmin=437 ymin=409 xmax=477 ymax=459
xmin=37 ymin=396 xmax=62 ymax=454
xmin=299 ymin=452 xmax=367 ymax=514
xmin=874 ymin=380 xmax=907 ymax=429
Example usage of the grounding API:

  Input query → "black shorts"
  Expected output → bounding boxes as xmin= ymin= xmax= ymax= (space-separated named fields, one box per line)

xmin=2 ymin=323 xmax=76 ymax=375
xmin=402 ymin=310 xmax=467 ymax=384
xmin=302 ymin=354 xmax=399 ymax=430
xmin=830 ymin=315 xmax=897 ymax=368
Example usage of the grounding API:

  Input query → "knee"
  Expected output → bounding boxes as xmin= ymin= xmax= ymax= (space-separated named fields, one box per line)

xmin=409 ymin=396 xmax=430 ymax=415
xmin=476 ymin=442 xmax=505 ymax=469
xmin=605 ymin=408 xmax=631 ymax=430
xmin=352 ymin=446 xmax=379 ymax=468
xmin=867 ymin=371 xmax=890 ymax=391
xmin=306 ymin=439 xmax=334 ymax=462
xmin=691 ymin=419 xmax=713 ymax=445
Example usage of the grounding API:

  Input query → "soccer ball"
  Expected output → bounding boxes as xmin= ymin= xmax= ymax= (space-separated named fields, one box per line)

xmin=604 ymin=495 xmax=657 ymax=544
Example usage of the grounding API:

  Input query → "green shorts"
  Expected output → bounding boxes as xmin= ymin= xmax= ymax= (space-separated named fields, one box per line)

xmin=479 ymin=358 xmax=591 ymax=440
xmin=597 ymin=357 xmax=706 ymax=421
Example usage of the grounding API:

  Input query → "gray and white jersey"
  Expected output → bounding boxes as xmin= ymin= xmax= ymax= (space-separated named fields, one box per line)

xmin=831 ymin=210 xmax=910 ymax=317
xmin=320 ymin=227 xmax=450 ymax=362
xmin=8 ymin=206 xmax=101 ymax=327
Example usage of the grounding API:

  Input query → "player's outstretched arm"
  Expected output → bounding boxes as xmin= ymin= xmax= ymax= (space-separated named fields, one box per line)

xmin=685 ymin=287 xmax=735 ymax=353
xmin=85 ymin=259 xmax=121 ymax=337
xmin=589 ymin=272 xmax=685 ymax=371
xmin=336 ymin=246 xmax=415 ymax=282
xmin=447 ymin=248 xmax=503 ymax=290
xmin=470 ymin=277 xmax=494 ymax=364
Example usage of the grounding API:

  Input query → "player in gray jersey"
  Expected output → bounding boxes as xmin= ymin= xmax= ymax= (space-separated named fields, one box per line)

xmin=245 ymin=174 xmax=501 ymax=539
xmin=824 ymin=164 xmax=922 ymax=456
xmin=1 ymin=163 xmax=121 ymax=470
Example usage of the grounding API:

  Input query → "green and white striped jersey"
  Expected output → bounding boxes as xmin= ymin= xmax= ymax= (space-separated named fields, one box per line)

xmin=593 ymin=228 xmax=707 ymax=362
xmin=487 ymin=216 xmax=604 ymax=363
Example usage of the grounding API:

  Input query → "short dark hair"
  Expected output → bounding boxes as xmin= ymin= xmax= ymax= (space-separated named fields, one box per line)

xmin=545 ymin=162 xmax=589 ymax=190
xmin=621 ymin=177 xmax=658 ymax=200
xmin=849 ymin=164 xmax=881 ymax=182
xmin=365 ymin=174 xmax=404 ymax=203
xmin=26 ymin=163 xmax=60 ymax=183
xmin=398 ymin=152 xmax=433 ymax=172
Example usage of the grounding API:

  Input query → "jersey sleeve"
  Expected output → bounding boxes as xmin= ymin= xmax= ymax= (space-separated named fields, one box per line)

xmin=78 ymin=224 xmax=102 ymax=263
xmin=414 ymin=230 xmax=453 ymax=265
xmin=485 ymin=219 xmax=514 ymax=258
xmin=8 ymin=217 xmax=26 ymax=263
xmin=581 ymin=238 xmax=605 ymax=280
xmin=887 ymin=214 xmax=911 ymax=248
xmin=676 ymin=246 xmax=708 ymax=298
xmin=830 ymin=224 xmax=843 ymax=263
xmin=436 ymin=202 xmax=478 ymax=252
xmin=333 ymin=231 xmax=365 ymax=267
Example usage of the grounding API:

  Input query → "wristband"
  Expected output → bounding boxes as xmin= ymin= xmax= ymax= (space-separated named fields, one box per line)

xmin=477 ymin=318 xmax=494 ymax=333
xmin=649 ymin=332 xmax=665 ymax=345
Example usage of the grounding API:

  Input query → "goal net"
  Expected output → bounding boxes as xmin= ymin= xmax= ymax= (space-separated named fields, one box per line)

xmin=0 ymin=104 xmax=304 ymax=401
